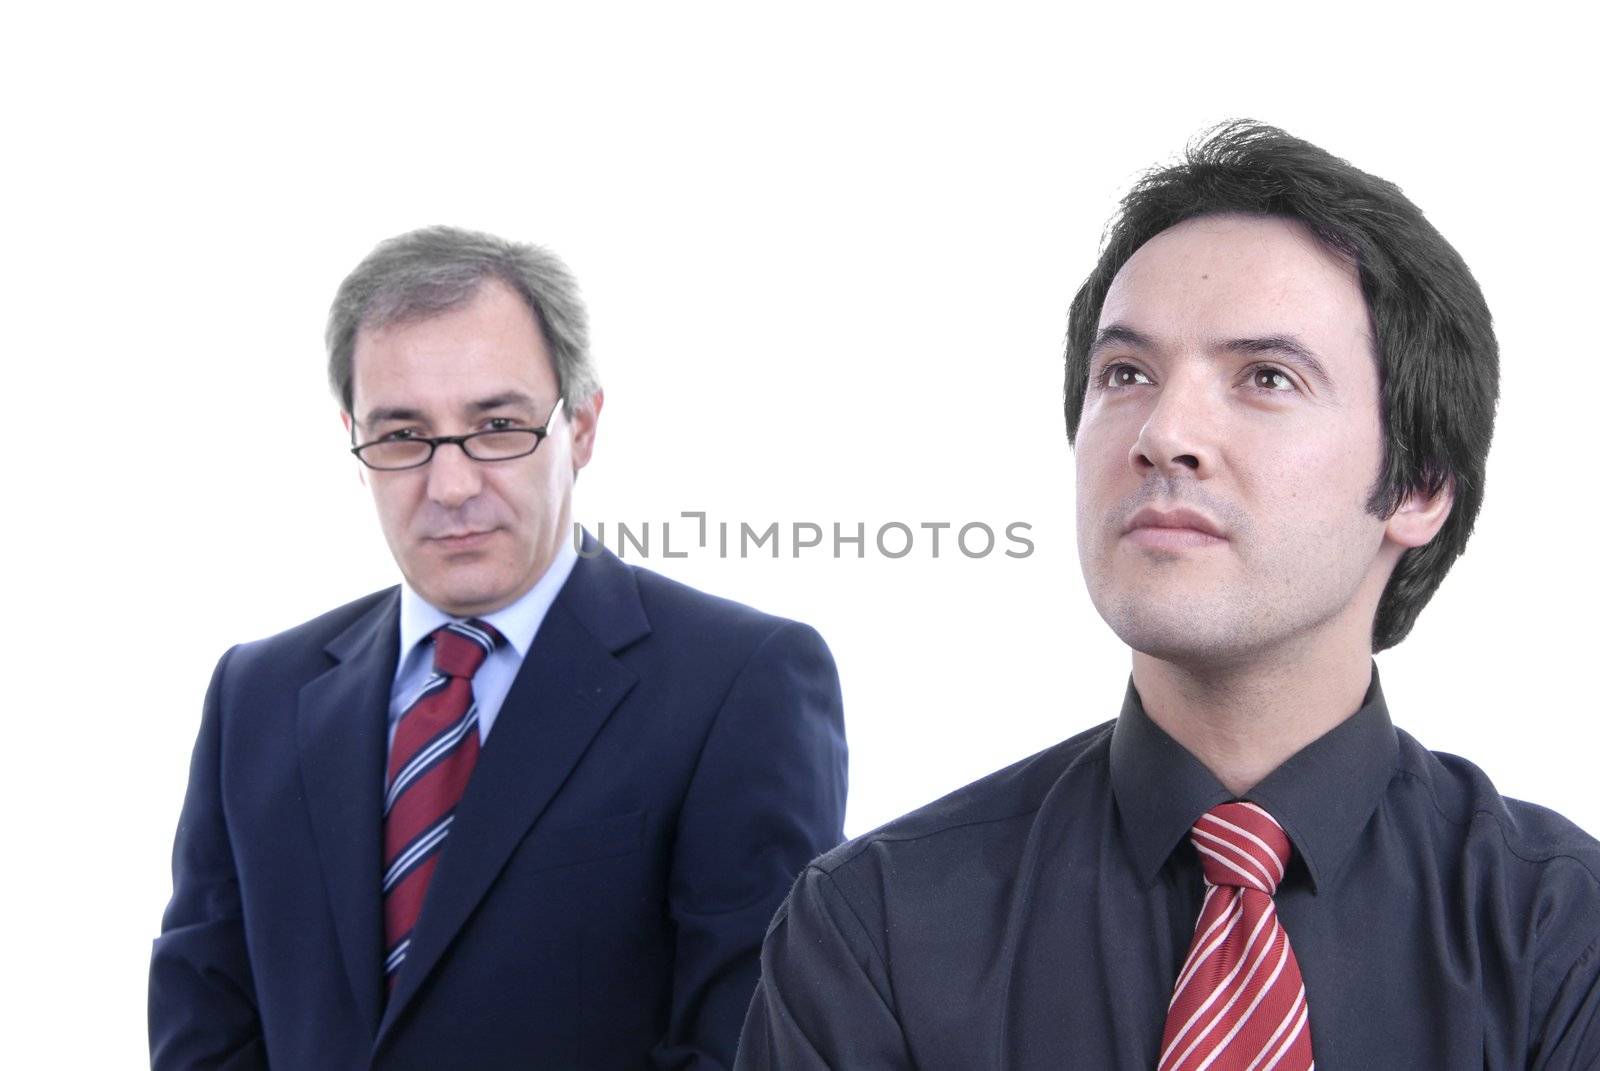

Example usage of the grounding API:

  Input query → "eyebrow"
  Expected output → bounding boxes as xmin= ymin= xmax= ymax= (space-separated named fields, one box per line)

xmin=466 ymin=391 xmax=540 ymax=414
xmin=1089 ymin=324 xmax=1154 ymax=362
xmin=1217 ymin=335 xmax=1336 ymax=394
xmin=360 ymin=391 xmax=543 ymax=428
xmin=1090 ymin=322 xmax=1337 ymax=395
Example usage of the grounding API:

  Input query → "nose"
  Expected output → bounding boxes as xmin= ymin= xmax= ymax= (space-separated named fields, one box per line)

xmin=1129 ymin=375 xmax=1216 ymax=480
xmin=424 ymin=440 xmax=485 ymax=510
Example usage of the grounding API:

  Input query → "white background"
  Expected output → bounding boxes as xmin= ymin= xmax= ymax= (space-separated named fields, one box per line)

xmin=7 ymin=3 xmax=1596 ymax=1064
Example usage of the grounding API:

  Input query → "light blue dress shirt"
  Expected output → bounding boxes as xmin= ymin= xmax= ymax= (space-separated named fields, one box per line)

xmin=387 ymin=535 xmax=580 ymax=750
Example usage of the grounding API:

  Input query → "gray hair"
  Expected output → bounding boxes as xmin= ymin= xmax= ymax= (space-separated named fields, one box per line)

xmin=326 ymin=225 xmax=598 ymax=414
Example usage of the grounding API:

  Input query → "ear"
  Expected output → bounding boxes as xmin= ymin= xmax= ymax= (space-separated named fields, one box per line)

xmin=340 ymin=410 xmax=367 ymax=487
xmin=1385 ymin=476 xmax=1453 ymax=549
xmin=567 ymin=390 xmax=604 ymax=473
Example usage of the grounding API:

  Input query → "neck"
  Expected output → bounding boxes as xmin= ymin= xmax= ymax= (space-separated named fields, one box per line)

xmin=1131 ymin=640 xmax=1374 ymax=798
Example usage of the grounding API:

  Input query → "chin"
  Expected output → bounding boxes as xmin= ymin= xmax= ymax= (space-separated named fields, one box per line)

xmin=1096 ymin=589 xmax=1265 ymax=666
xmin=417 ymin=573 xmax=515 ymax=617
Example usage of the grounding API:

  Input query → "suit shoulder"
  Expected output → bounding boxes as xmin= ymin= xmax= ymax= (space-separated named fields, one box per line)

xmin=223 ymin=588 xmax=396 ymax=671
xmin=812 ymin=719 xmax=1116 ymax=877
xmin=627 ymin=561 xmax=813 ymax=643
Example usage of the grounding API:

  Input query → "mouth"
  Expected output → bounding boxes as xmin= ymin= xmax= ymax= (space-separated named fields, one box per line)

xmin=427 ymin=529 xmax=496 ymax=551
xmin=1121 ymin=506 xmax=1228 ymax=550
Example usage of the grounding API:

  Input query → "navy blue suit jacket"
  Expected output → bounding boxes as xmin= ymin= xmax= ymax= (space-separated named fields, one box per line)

xmin=150 ymin=545 xmax=848 ymax=1069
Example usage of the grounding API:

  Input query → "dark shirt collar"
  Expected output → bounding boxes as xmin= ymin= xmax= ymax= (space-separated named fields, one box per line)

xmin=1109 ymin=662 xmax=1399 ymax=894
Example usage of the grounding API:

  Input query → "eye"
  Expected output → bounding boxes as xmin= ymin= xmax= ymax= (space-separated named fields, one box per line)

xmin=482 ymin=416 xmax=526 ymax=431
xmin=1249 ymin=366 xmax=1296 ymax=392
xmin=379 ymin=427 xmax=419 ymax=441
xmin=1100 ymin=363 xmax=1153 ymax=388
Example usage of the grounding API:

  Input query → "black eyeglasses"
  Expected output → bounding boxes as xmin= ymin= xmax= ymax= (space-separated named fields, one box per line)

xmin=350 ymin=397 xmax=565 ymax=471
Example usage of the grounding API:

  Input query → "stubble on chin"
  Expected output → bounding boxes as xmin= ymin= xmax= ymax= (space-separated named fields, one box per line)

xmin=1085 ymin=541 xmax=1276 ymax=669
xmin=1102 ymin=595 xmax=1272 ymax=669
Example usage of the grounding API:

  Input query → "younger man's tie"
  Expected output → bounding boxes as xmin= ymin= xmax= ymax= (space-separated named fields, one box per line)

xmin=381 ymin=619 xmax=501 ymax=989
xmin=1158 ymin=801 xmax=1314 ymax=1071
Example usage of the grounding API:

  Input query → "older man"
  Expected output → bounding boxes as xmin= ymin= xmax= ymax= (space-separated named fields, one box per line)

xmin=151 ymin=227 xmax=847 ymax=1069
xmin=737 ymin=124 xmax=1599 ymax=1068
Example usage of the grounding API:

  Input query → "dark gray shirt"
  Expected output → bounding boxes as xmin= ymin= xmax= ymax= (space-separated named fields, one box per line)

xmin=737 ymin=668 xmax=1600 ymax=1068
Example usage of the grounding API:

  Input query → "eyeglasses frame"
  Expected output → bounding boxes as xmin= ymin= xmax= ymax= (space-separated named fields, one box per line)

xmin=349 ymin=395 xmax=566 ymax=471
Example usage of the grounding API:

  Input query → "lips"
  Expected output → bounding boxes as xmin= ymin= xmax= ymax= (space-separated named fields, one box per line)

xmin=1121 ymin=506 xmax=1228 ymax=551
xmin=428 ymin=529 xmax=495 ymax=549
xmin=1123 ymin=506 xmax=1227 ymax=539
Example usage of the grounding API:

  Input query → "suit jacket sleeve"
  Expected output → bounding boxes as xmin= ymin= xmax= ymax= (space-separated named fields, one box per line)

xmin=149 ymin=647 xmax=268 ymax=1071
xmin=655 ymin=620 xmax=849 ymax=1069
xmin=735 ymin=863 xmax=913 ymax=1069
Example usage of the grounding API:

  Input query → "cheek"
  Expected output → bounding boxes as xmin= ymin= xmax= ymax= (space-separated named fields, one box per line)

xmin=1274 ymin=425 xmax=1378 ymax=512
xmin=370 ymin=477 xmax=419 ymax=527
xmin=1074 ymin=433 xmax=1131 ymax=555
xmin=1236 ymin=433 xmax=1382 ymax=568
xmin=1074 ymin=419 xmax=1134 ymax=499
xmin=485 ymin=464 xmax=558 ymax=525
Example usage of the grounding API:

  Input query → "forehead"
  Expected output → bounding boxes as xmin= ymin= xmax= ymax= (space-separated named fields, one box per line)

xmin=1099 ymin=214 xmax=1370 ymax=351
xmin=350 ymin=279 xmax=556 ymax=416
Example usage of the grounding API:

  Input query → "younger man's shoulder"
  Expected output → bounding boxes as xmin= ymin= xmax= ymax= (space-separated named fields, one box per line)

xmin=1397 ymin=727 xmax=1600 ymax=882
xmin=812 ymin=718 xmax=1118 ymax=880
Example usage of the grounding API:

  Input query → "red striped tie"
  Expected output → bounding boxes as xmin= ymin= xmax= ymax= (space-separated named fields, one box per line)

xmin=381 ymin=619 xmax=501 ymax=989
xmin=1158 ymin=802 xmax=1314 ymax=1071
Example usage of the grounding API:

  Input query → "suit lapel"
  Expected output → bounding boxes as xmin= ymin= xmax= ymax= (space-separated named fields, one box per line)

xmin=296 ymin=590 xmax=399 ymax=1041
xmin=378 ymin=547 xmax=650 ymax=1040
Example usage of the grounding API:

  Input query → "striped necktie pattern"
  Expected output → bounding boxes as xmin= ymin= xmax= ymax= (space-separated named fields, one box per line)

xmin=1158 ymin=801 xmax=1314 ymax=1071
xmin=382 ymin=618 xmax=501 ymax=989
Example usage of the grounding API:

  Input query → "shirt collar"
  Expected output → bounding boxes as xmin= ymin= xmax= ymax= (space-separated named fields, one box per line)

xmin=1109 ymin=662 xmax=1399 ymax=894
xmin=396 ymin=534 xmax=581 ymax=667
